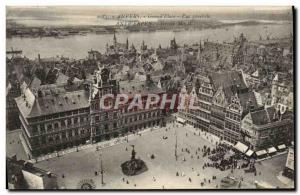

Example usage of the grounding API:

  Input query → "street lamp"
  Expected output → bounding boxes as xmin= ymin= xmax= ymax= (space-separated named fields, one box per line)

xmin=99 ymin=152 xmax=105 ymax=186
xmin=175 ymin=128 xmax=178 ymax=161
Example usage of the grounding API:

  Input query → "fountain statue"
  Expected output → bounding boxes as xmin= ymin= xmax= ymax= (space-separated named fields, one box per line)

xmin=121 ymin=145 xmax=148 ymax=176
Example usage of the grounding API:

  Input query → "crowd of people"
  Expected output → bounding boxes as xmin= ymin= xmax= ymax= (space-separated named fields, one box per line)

xmin=200 ymin=142 xmax=257 ymax=174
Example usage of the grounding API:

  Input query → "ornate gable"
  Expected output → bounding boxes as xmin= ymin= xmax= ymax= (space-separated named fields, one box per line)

xmin=213 ymin=87 xmax=226 ymax=107
xmin=227 ymin=93 xmax=242 ymax=113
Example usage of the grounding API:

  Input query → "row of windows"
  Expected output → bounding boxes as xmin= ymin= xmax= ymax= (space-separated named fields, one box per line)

xmin=199 ymin=94 xmax=212 ymax=102
xmin=198 ymin=120 xmax=210 ymax=128
xmin=258 ymin=125 xmax=289 ymax=137
xmin=210 ymin=119 xmax=224 ymax=130
xmin=28 ymin=108 xmax=89 ymax=123
xmin=225 ymin=111 xmax=241 ymax=121
xmin=199 ymin=102 xmax=210 ymax=111
xmin=91 ymin=99 xmax=160 ymax=111
xmin=95 ymin=123 xmax=115 ymax=134
xmin=225 ymin=121 xmax=240 ymax=133
xmin=188 ymin=109 xmax=210 ymax=120
xmin=123 ymin=111 xmax=160 ymax=124
xmin=31 ymin=128 xmax=90 ymax=146
xmin=31 ymin=116 xmax=89 ymax=135
xmin=199 ymin=87 xmax=212 ymax=95
xmin=94 ymin=112 xmax=118 ymax=122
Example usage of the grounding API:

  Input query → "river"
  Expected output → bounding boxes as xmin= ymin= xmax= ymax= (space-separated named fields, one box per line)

xmin=6 ymin=23 xmax=292 ymax=59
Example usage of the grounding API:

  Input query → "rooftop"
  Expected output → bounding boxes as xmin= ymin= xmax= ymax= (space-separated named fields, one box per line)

xmin=15 ymin=82 xmax=90 ymax=118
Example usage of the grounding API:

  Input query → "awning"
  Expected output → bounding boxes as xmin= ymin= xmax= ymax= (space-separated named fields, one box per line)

xmin=267 ymin=147 xmax=277 ymax=154
xmin=256 ymin=150 xmax=267 ymax=156
xmin=246 ymin=149 xmax=254 ymax=157
xmin=234 ymin=142 xmax=248 ymax=153
xmin=177 ymin=117 xmax=186 ymax=124
xmin=254 ymin=181 xmax=276 ymax=189
xmin=277 ymin=144 xmax=286 ymax=150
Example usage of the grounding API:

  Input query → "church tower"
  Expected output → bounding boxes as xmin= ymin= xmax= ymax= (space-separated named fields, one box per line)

xmin=113 ymin=32 xmax=117 ymax=47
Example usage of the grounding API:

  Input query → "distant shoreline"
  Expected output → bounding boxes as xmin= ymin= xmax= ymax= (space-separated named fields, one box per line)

xmin=6 ymin=19 xmax=291 ymax=39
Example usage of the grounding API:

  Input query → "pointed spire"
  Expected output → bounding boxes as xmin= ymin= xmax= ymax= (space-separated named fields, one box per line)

xmin=200 ymin=40 xmax=202 ymax=50
xmin=106 ymin=43 xmax=109 ymax=52
xmin=273 ymin=73 xmax=279 ymax=82
xmin=157 ymin=79 xmax=162 ymax=89
xmin=126 ymin=38 xmax=129 ymax=50
xmin=141 ymin=40 xmax=145 ymax=50
xmin=113 ymin=32 xmax=117 ymax=45
xmin=131 ymin=43 xmax=136 ymax=52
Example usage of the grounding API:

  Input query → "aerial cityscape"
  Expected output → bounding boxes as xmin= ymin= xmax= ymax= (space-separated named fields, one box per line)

xmin=6 ymin=6 xmax=294 ymax=190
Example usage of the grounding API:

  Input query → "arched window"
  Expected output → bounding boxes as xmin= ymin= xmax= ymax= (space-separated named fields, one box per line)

xmin=47 ymin=124 xmax=52 ymax=131
xmin=48 ymin=137 xmax=54 ymax=143
xmin=54 ymin=123 xmax=59 ymax=129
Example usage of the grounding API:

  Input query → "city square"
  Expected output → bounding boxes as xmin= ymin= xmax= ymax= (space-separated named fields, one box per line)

xmin=28 ymin=122 xmax=289 ymax=189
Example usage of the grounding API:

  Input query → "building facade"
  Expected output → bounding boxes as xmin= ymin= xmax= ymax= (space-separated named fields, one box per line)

xmin=283 ymin=146 xmax=294 ymax=180
xmin=16 ymin=67 xmax=166 ymax=157
xmin=7 ymin=156 xmax=58 ymax=189
xmin=271 ymin=73 xmax=293 ymax=112
xmin=179 ymin=70 xmax=264 ymax=144
xmin=241 ymin=106 xmax=293 ymax=150
xmin=16 ymin=81 xmax=91 ymax=157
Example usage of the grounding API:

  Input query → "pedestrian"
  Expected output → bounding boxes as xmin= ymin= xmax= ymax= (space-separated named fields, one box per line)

xmin=122 ymin=178 xmax=125 ymax=182
xmin=189 ymin=177 xmax=192 ymax=182
xmin=95 ymin=171 xmax=98 ymax=176
xmin=126 ymin=180 xmax=129 ymax=184
xmin=62 ymin=174 xmax=65 ymax=178
xmin=238 ymin=181 xmax=241 ymax=188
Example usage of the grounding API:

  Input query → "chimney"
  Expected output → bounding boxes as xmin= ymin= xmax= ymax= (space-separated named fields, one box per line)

xmin=38 ymin=89 xmax=43 ymax=98
xmin=146 ymin=74 xmax=151 ymax=82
